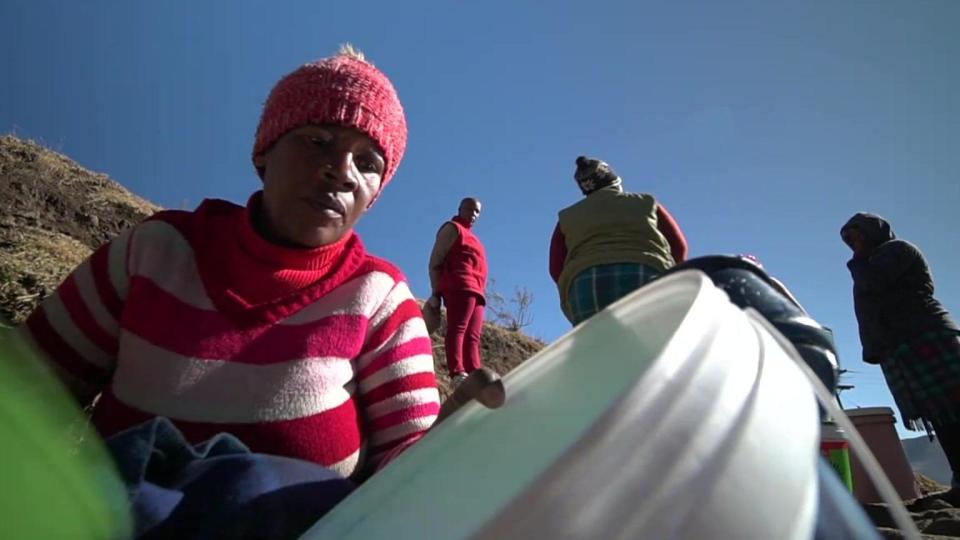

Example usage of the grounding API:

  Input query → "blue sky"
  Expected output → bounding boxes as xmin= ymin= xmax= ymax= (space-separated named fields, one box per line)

xmin=2 ymin=1 xmax=957 ymax=437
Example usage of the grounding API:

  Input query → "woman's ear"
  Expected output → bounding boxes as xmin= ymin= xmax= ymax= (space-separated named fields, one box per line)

xmin=253 ymin=153 xmax=267 ymax=180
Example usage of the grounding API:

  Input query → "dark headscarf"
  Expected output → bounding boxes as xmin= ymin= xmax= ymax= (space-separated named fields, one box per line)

xmin=841 ymin=212 xmax=895 ymax=254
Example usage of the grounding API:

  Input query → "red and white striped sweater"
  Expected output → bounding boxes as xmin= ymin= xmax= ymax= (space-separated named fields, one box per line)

xmin=18 ymin=195 xmax=440 ymax=478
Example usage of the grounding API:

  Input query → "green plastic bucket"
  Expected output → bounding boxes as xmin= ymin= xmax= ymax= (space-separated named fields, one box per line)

xmin=0 ymin=330 xmax=131 ymax=539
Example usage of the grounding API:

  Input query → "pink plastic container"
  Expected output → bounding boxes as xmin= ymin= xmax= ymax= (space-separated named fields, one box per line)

xmin=845 ymin=407 xmax=919 ymax=503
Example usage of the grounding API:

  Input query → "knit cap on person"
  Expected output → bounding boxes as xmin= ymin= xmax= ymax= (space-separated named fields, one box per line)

xmin=574 ymin=156 xmax=622 ymax=195
xmin=252 ymin=48 xmax=408 ymax=191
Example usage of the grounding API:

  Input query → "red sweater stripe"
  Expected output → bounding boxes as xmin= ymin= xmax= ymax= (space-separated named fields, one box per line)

xmin=89 ymin=239 xmax=124 ymax=319
xmin=362 ymin=371 xmax=438 ymax=406
xmin=367 ymin=402 xmax=441 ymax=432
xmin=109 ymin=332 xmax=359 ymax=423
xmin=71 ymin=263 xmax=121 ymax=342
xmin=360 ymin=298 xmax=424 ymax=358
xmin=125 ymin=277 xmax=368 ymax=363
xmin=25 ymin=308 xmax=106 ymax=383
xmin=58 ymin=274 xmax=118 ymax=356
xmin=358 ymin=336 xmax=434 ymax=379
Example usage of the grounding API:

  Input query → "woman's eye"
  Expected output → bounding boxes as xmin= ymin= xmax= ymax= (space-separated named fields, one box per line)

xmin=307 ymin=133 xmax=333 ymax=148
xmin=356 ymin=155 xmax=384 ymax=174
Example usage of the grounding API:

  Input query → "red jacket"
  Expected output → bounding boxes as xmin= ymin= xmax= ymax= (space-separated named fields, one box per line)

xmin=438 ymin=216 xmax=488 ymax=300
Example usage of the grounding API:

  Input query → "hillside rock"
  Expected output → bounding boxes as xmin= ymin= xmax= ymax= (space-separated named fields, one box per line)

xmin=863 ymin=474 xmax=960 ymax=538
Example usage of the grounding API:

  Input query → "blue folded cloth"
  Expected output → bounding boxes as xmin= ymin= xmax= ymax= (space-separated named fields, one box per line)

xmin=105 ymin=417 xmax=354 ymax=539
xmin=813 ymin=458 xmax=881 ymax=540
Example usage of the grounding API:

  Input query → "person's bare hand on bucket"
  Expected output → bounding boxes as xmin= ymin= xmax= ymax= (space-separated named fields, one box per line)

xmin=434 ymin=367 xmax=505 ymax=425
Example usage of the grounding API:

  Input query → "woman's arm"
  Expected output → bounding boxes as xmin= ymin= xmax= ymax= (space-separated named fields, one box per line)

xmin=355 ymin=281 xmax=441 ymax=472
xmin=656 ymin=204 xmax=688 ymax=263
xmin=428 ymin=223 xmax=458 ymax=298
xmin=549 ymin=223 xmax=566 ymax=284
xmin=17 ymin=228 xmax=133 ymax=406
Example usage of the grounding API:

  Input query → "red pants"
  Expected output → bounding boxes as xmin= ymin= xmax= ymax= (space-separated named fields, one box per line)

xmin=443 ymin=291 xmax=485 ymax=376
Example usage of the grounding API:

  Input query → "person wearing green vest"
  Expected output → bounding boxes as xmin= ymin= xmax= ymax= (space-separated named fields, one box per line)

xmin=549 ymin=156 xmax=688 ymax=325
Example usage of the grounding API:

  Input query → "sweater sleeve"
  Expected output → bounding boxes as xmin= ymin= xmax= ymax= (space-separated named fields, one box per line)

xmin=355 ymin=280 xmax=440 ymax=472
xmin=549 ymin=223 xmax=567 ymax=284
xmin=17 ymin=228 xmax=133 ymax=406
xmin=656 ymin=203 xmax=688 ymax=263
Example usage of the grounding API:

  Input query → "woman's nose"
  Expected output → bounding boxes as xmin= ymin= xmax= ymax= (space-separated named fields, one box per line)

xmin=320 ymin=152 xmax=359 ymax=191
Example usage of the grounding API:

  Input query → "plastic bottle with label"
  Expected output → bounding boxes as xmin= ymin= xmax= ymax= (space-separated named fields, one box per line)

xmin=821 ymin=419 xmax=854 ymax=491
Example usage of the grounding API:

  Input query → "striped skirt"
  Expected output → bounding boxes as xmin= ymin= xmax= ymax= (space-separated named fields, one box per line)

xmin=567 ymin=263 xmax=662 ymax=326
xmin=881 ymin=329 xmax=960 ymax=432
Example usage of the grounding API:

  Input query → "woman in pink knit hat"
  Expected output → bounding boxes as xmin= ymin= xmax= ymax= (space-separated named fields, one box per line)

xmin=17 ymin=45 xmax=501 ymax=492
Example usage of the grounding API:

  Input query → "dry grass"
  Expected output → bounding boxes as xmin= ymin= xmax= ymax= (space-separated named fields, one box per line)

xmin=0 ymin=135 xmax=159 ymax=324
xmin=915 ymin=472 xmax=949 ymax=497
xmin=0 ymin=135 xmax=158 ymax=216
xmin=0 ymin=228 xmax=91 ymax=324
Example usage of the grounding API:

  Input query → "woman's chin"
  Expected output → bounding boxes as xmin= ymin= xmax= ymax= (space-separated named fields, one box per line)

xmin=291 ymin=215 xmax=346 ymax=244
xmin=302 ymin=227 xmax=347 ymax=248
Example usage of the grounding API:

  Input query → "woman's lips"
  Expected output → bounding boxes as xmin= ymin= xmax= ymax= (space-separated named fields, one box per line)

xmin=304 ymin=194 xmax=345 ymax=216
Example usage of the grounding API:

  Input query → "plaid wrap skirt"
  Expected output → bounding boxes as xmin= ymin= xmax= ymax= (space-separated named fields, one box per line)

xmin=881 ymin=329 xmax=960 ymax=432
xmin=567 ymin=263 xmax=662 ymax=326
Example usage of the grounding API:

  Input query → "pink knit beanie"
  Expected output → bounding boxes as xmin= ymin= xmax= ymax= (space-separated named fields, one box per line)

xmin=252 ymin=52 xmax=407 ymax=188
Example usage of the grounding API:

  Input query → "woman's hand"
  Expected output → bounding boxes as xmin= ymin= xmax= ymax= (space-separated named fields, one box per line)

xmin=434 ymin=367 xmax=505 ymax=425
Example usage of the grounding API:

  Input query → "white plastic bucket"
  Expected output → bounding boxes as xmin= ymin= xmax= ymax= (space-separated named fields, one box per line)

xmin=301 ymin=270 xmax=820 ymax=540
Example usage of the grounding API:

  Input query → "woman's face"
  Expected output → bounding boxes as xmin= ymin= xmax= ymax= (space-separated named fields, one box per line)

xmin=842 ymin=227 xmax=868 ymax=257
xmin=254 ymin=124 xmax=385 ymax=248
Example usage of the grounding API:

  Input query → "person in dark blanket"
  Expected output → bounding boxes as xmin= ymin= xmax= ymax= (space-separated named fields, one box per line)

xmin=841 ymin=212 xmax=960 ymax=493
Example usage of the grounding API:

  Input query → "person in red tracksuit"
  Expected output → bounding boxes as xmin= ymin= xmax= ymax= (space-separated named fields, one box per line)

xmin=428 ymin=197 xmax=488 ymax=387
